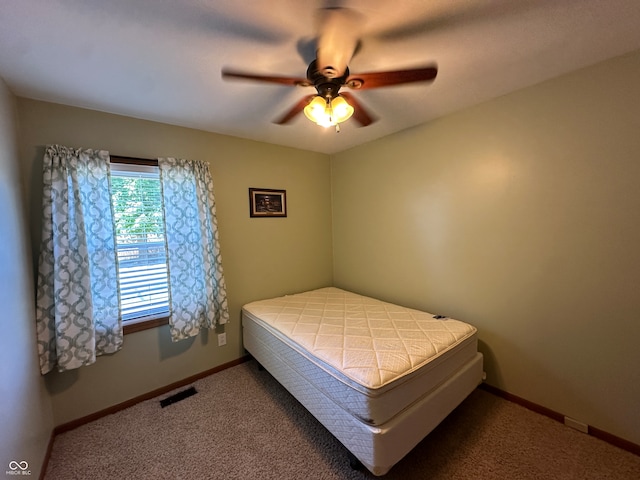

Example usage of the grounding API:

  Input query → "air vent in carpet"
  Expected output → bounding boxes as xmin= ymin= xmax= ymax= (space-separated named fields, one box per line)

xmin=160 ymin=386 xmax=197 ymax=408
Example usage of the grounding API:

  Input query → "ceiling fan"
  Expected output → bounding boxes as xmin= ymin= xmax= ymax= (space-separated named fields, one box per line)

xmin=221 ymin=7 xmax=438 ymax=131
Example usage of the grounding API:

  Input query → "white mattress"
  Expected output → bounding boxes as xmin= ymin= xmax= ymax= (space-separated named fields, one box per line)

xmin=242 ymin=287 xmax=478 ymax=425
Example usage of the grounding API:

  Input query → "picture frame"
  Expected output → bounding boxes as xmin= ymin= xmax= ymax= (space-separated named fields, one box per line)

xmin=249 ymin=188 xmax=287 ymax=218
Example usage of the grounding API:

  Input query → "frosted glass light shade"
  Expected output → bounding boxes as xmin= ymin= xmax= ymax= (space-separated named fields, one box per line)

xmin=303 ymin=96 xmax=332 ymax=127
xmin=330 ymin=96 xmax=354 ymax=123
xmin=304 ymin=95 xmax=354 ymax=127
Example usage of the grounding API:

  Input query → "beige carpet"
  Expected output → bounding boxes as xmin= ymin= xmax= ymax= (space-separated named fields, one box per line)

xmin=45 ymin=360 xmax=640 ymax=479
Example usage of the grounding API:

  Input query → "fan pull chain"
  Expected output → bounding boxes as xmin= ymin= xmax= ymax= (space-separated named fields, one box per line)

xmin=326 ymin=99 xmax=341 ymax=132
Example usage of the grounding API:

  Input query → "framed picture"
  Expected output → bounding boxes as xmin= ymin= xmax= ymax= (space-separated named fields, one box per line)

xmin=249 ymin=188 xmax=287 ymax=217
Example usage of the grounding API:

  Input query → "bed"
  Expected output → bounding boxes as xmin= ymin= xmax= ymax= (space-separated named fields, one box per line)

xmin=242 ymin=287 xmax=483 ymax=476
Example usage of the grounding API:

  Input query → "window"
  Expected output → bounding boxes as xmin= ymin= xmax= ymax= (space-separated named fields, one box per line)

xmin=110 ymin=161 xmax=169 ymax=326
xmin=37 ymin=147 xmax=229 ymax=373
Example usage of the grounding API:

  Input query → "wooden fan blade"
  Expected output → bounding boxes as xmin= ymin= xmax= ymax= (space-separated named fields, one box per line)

xmin=274 ymin=95 xmax=316 ymax=125
xmin=340 ymin=92 xmax=376 ymax=127
xmin=316 ymin=8 xmax=362 ymax=78
xmin=345 ymin=66 xmax=438 ymax=90
xmin=222 ymin=69 xmax=310 ymax=87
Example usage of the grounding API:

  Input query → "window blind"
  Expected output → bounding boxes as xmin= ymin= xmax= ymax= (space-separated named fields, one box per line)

xmin=110 ymin=164 xmax=169 ymax=322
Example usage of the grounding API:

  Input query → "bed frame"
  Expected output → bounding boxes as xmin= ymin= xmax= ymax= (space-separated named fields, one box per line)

xmin=242 ymin=288 xmax=483 ymax=475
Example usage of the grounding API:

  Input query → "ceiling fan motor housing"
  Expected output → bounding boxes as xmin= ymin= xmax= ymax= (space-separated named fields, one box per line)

xmin=307 ymin=59 xmax=349 ymax=99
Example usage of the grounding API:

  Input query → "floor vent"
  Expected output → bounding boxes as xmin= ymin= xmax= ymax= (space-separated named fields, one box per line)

xmin=160 ymin=386 xmax=197 ymax=408
xmin=564 ymin=416 xmax=589 ymax=433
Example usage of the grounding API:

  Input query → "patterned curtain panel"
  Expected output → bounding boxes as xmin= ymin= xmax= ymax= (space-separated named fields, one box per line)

xmin=158 ymin=157 xmax=229 ymax=341
xmin=35 ymin=145 xmax=121 ymax=375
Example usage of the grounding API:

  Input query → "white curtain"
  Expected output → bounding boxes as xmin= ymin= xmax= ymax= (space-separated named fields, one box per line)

xmin=35 ymin=145 xmax=121 ymax=374
xmin=158 ymin=157 xmax=229 ymax=341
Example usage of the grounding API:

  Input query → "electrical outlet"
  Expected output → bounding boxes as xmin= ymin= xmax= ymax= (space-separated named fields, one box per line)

xmin=217 ymin=332 xmax=227 ymax=347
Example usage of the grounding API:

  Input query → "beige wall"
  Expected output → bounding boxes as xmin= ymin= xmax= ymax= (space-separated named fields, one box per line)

xmin=331 ymin=50 xmax=640 ymax=445
xmin=0 ymin=80 xmax=53 ymax=477
xmin=17 ymin=99 xmax=333 ymax=425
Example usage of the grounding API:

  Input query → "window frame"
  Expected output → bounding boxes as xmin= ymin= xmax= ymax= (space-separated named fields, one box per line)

xmin=110 ymin=155 xmax=169 ymax=335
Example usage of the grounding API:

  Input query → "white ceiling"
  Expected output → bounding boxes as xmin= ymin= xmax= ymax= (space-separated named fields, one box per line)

xmin=2 ymin=0 xmax=640 ymax=154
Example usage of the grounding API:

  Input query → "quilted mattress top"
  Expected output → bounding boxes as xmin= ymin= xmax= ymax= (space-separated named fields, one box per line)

xmin=242 ymin=287 xmax=477 ymax=390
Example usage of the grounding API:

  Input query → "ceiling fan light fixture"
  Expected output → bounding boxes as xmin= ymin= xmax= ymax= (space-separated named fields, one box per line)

xmin=303 ymin=96 xmax=330 ymax=125
xmin=330 ymin=95 xmax=354 ymax=123
xmin=303 ymin=95 xmax=353 ymax=128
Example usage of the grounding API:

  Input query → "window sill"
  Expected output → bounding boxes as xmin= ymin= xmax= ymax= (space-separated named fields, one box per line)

xmin=123 ymin=315 xmax=169 ymax=335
